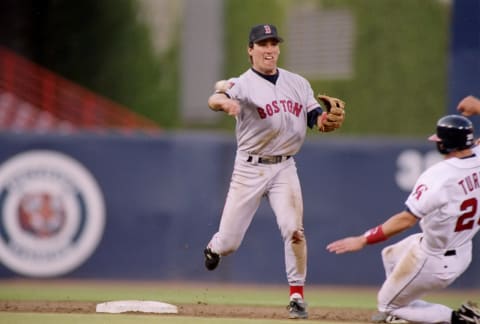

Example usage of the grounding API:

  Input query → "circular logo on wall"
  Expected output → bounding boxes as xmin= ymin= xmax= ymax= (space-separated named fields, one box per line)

xmin=0 ymin=150 xmax=106 ymax=277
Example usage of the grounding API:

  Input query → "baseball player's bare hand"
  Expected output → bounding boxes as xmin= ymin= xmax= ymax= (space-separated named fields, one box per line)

xmin=220 ymin=98 xmax=241 ymax=117
xmin=457 ymin=95 xmax=480 ymax=116
xmin=326 ymin=235 xmax=366 ymax=254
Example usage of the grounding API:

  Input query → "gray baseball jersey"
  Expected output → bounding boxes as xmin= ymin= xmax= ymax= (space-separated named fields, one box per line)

xmin=226 ymin=68 xmax=320 ymax=156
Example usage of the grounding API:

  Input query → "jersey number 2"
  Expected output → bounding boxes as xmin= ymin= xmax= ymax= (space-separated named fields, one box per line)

xmin=455 ymin=197 xmax=480 ymax=232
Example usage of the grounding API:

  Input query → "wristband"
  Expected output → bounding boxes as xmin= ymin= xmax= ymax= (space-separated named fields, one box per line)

xmin=364 ymin=225 xmax=387 ymax=244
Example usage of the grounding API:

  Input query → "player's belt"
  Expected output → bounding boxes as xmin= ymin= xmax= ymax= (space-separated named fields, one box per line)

xmin=444 ymin=250 xmax=456 ymax=256
xmin=247 ymin=155 xmax=291 ymax=164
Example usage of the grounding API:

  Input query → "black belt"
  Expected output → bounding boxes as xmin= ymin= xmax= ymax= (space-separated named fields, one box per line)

xmin=246 ymin=155 xmax=291 ymax=164
xmin=444 ymin=250 xmax=456 ymax=256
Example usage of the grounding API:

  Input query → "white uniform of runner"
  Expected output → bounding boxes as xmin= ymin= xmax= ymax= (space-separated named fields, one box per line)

xmin=378 ymin=152 xmax=480 ymax=323
xmin=207 ymin=67 xmax=320 ymax=286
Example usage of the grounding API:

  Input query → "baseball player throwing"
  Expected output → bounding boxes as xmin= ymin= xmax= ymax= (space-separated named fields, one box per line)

xmin=203 ymin=23 xmax=345 ymax=319
xmin=327 ymin=114 xmax=480 ymax=324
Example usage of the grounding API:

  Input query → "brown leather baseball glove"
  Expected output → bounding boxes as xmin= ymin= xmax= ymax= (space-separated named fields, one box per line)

xmin=317 ymin=94 xmax=346 ymax=132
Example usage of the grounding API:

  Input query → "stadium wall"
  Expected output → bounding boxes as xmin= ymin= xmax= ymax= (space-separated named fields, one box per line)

xmin=0 ymin=132 xmax=478 ymax=288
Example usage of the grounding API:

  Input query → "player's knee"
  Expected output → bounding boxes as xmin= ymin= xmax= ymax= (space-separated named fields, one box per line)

xmin=292 ymin=229 xmax=305 ymax=243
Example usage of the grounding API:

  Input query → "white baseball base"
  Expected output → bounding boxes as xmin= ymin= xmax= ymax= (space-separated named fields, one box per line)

xmin=96 ymin=300 xmax=178 ymax=314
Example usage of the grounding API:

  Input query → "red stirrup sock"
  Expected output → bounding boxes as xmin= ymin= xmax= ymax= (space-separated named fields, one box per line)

xmin=290 ymin=286 xmax=304 ymax=299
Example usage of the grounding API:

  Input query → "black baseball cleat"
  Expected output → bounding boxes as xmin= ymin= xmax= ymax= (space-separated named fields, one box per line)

xmin=204 ymin=248 xmax=220 ymax=271
xmin=455 ymin=301 xmax=480 ymax=323
xmin=287 ymin=295 xmax=308 ymax=319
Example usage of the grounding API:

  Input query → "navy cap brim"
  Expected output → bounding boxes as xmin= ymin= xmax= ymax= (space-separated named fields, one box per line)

xmin=252 ymin=35 xmax=283 ymax=43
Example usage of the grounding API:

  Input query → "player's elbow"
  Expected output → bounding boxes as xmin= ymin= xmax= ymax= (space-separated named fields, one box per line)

xmin=207 ymin=96 xmax=216 ymax=110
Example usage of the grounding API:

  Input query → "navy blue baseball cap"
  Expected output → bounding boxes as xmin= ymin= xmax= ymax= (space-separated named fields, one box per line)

xmin=249 ymin=24 xmax=284 ymax=44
